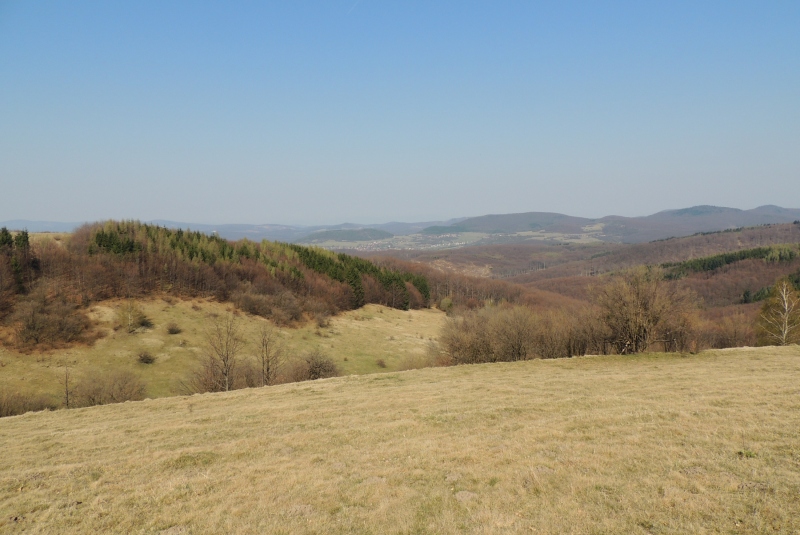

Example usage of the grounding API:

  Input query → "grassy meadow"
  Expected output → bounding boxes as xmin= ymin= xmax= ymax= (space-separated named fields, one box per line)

xmin=0 ymin=299 xmax=445 ymax=402
xmin=1 ymin=346 xmax=799 ymax=533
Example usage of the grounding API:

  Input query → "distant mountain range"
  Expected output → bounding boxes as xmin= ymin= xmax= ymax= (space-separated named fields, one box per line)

xmin=0 ymin=218 xmax=466 ymax=242
xmin=2 ymin=205 xmax=799 ymax=245
xmin=447 ymin=205 xmax=800 ymax=243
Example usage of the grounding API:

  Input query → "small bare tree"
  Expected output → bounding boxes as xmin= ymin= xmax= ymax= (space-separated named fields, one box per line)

xmin=255 ymin=323 xmax=285 ymax=386
xmin=62 ymin=361 xmax=73 ymax=409
xmin=206 ymin=314 xmax=245 ymax=392
xmin=758 ymin=278 xmax=800 ymax=346
xmin=117 ymin=301 xmax=151 ymax=333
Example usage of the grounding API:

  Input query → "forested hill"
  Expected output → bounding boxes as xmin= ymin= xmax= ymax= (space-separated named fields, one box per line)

xmin=0 ymin=221 xmax=432 ymax=348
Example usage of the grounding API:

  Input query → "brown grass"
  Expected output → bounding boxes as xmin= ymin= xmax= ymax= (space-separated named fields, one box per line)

xmin=0 ymin=299 xmax=445 ymax=402
xmin=1 ymin=346 xmax=799 ymax=533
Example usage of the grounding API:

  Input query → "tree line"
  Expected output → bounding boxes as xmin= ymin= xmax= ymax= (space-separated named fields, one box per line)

xmin=662 ymin=244 xmax=798 ymax=279
xmin=435 ymin=266 xmax=800 ymax=365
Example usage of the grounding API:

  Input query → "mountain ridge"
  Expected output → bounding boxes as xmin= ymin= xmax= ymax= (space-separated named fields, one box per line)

xmin=2 ymin=205 xmax=799 ymax=245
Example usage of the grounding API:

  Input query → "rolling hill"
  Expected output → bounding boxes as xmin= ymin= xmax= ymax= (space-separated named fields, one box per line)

xmin=4 ymin=205 xmax=799 ymax=247
xmin=2 ymin=346 xmax=798 ymax=533
xmin=444 ymin=205 xmax=800 ymax=243
xmin=297 ymin=228 xmax=394 ymax=243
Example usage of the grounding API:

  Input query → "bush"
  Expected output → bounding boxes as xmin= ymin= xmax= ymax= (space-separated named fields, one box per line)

xmin=375 ymin=358 xmax=387 ymax=368
xmin=166 ymin=322 xmax=182 ymax=335
xmin=438 ymin=305 xmax=605 ymax=365
xmin=287 ymin=350 xmax=340 ymax=382
xmin=138 ymin=351 xmax=156 ymax=364
xmin=12 ymin=289 xmax=91 ymax=349
xmin=397 ymin=350 xmax=438 ymax=371
xmin=315 ymin=312 xmax=331 ymax=328
xmin=594 ymin=267 xmax=697 ymax=354
xmin=0 ymin=390 xmax=56 ymax=418
xmin=74 ymin=370 xmax=146 ymax=407
xmin=232 ymin=290 xmax=273 ymax=317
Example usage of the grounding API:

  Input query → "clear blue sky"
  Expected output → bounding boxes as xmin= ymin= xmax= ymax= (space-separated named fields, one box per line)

xmin=1 ymin=1 xmax=798 ymax=225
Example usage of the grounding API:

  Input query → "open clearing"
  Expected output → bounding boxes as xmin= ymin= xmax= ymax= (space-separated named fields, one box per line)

xmin=0 ymin=300 xmax=445 ymax=400
xmin=2 ymin=347 xmax=799 ymax=533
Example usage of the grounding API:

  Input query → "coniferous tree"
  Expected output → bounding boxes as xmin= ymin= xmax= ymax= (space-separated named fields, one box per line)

xmin=0 ymin=227 xmax=12 ymax=251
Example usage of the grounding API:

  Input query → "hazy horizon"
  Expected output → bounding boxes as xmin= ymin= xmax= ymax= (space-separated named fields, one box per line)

xmin=2 ymin=203 xmax=799 ymax=232
xmin=2 ymin=2 xmax=799 ymax=225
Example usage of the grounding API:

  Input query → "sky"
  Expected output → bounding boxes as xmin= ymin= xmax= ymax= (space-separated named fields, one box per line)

xmin=1 ymin=1 xmax=799 ymax=226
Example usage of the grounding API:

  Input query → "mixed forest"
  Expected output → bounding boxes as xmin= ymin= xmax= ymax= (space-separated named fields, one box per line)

xmin=0 ymin=221 xmax=432 ymax=347
xmin=1 ymin=220 xmax=799 ymax=417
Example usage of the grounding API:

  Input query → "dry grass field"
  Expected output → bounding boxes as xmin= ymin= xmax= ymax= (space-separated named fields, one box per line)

xmin=0 ymin=300 xmax=445 ymax=401
xmin=1 ymin=346 xmax=799 ymax=534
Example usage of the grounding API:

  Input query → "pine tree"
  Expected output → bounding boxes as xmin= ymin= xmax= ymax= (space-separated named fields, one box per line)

xmin=0 ymin=227 xmax=12 ymax=251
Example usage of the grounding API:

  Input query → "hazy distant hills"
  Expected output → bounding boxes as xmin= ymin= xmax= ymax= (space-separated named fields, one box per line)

xmin=601 ymin=205 xmax=800 ymax=242
xmin=297 ymin=228 xmax=394 ymax=244
xmin=0 ymin=220 xmax=86 ymax=233
xmin=449 ymin=205 xmax=800 ymax=243
xmin=2 ymin=205 xmax=799 ymax=246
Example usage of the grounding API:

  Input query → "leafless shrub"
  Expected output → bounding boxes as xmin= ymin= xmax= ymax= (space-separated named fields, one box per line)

xmin=166 ymin=322 xmax=182 ymax=335
xmin=232 ymin=290 xmax=273 ymax=317
xmin=440 ymin=306 xmax=541 ymax=364
xmin=262 ymin=291 xmax=302 ymax=326
xmin=315 ymin=312 xmax=331 ymax=328
xmin=235 ymin=360 xmax=261 ymax=388
xmin=12 ymin=289 xmax=91 ymax=348
xmin=73 ymin=370 xmax=146 ymax=407
xmin=397 ymin=351 xmax=438 ymax=371
xmin=0 ymin=390 xmax=56 ymax=418
xmin=375 ymin=358 xmax=387 ymax=368
xmin=138 ymin=351 xmax=156 ymax=364
xmin=287 ymin=349 xmax=340 ymax=382
xmin=439 ymin=305 xmax=605 ymax=365
xmin=714 ymin=312 xmax=756 ymax=348
xmin=593 ymin=267 xmax=698 ymax=354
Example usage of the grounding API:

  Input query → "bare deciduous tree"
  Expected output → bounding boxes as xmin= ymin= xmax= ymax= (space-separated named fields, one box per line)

xmin=255 ymin=323 xmax=285 ymax=386
xmin=62 ymin=361 xmax=73 ymax=409
xmin=757 ymin=278 xmax=800 ymax=346
xmin=206 ymin=314 xmax=245 ymax=392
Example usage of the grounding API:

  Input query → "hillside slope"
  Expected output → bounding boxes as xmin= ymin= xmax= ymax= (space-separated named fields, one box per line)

xmin=2 ymin=347 xmax=798 ymax=534
xmin=0 ymin=300 xmax=445 ymax=403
